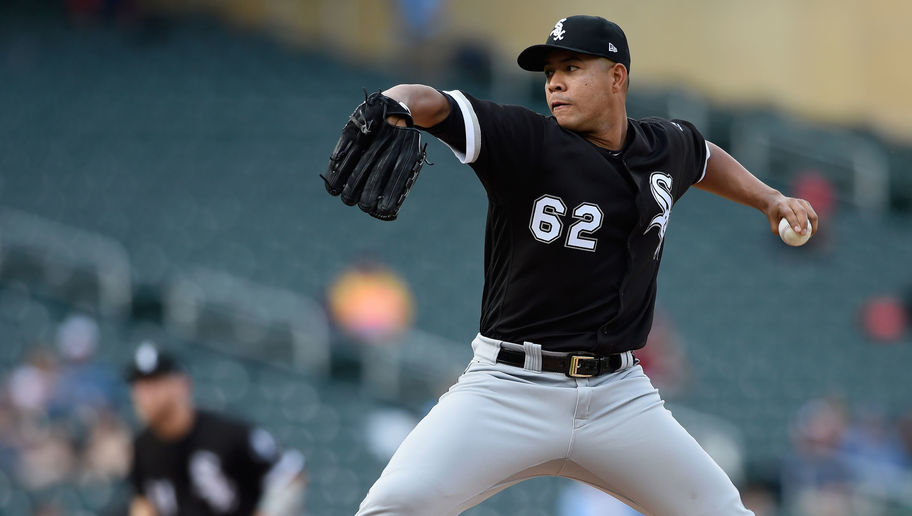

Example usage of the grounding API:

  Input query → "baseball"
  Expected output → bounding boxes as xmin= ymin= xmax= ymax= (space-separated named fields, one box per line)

xmin=778 ymin=217 xmax=812 ymax=246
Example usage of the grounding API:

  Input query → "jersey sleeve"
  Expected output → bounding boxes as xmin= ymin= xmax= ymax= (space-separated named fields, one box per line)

xmin=423 ymin=90 xmax=547 ymax=199
xmin=667 ymin=118 xmax=710 ymax=201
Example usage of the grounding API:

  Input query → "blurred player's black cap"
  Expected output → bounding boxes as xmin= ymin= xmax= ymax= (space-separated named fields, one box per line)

xmin=125 ymin=341 xmax=183 ymax=382
xmin=517 ymin=15 xmax=630 ymax=73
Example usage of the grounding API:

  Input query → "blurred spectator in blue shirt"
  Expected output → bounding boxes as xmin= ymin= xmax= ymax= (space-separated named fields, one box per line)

xmin=781 ymin=398 xmax=853 ymax=516
xmin=49 ymin=314 xmax=118 ymax=421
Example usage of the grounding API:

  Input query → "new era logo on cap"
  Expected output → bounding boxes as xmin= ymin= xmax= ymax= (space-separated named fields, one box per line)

xmin=608 ymin=43 xmax=617 ymax=53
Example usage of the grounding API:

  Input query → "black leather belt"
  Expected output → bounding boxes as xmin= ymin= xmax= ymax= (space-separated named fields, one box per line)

xmin=495 ymin=348 xmax=631 ymax=378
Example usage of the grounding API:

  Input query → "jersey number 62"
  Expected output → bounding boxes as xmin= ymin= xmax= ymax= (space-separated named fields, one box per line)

xmin=529 ymin=195 xmax=603 ymax=252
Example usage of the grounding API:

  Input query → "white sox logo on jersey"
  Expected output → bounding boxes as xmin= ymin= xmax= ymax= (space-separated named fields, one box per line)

xmin=190 ymin=451 xmax=238 ymax=513
xmin=550 ymin=18 xmax=567 ymax=40
xmin=644 ymin=172 xmax=673 ymax=259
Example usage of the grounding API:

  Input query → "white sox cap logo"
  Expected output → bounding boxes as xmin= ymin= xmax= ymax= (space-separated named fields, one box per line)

xmin=550 ymin=18 xmax=567 ymax=40
xmin=135 ymin=342 xmax=159 ymax=373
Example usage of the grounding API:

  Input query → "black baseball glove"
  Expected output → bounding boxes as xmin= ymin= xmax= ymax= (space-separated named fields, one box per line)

xmin=322 ymin=90 xmax=429 ymax=221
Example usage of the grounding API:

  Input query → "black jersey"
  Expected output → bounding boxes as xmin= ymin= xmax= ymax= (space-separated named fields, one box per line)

xmin=426 ymin=90 xmax=709 ymax=354
xmin=129 ymin=410 xmax=279 ymax=516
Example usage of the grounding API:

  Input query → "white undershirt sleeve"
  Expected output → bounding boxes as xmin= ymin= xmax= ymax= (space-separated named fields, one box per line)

xmin=441 ymin=90 xmax=482 ymax=164
xmin=695 ymin=141 xmax=711 ymax=184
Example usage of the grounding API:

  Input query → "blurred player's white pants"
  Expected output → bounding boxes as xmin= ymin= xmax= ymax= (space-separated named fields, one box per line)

xmin=356 ymin=334 xmax=753 ymax=516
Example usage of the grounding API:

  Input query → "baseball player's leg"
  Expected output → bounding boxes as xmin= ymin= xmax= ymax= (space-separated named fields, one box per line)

xmin=567 ymin=365 xmax=752 ymax=516
xmin=357 ymin=342 xmax=576 ymax=516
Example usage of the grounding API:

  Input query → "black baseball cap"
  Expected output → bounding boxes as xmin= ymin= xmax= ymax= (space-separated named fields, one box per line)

xmin=125 ymin=341 xmax=183 ymax=382
xmin=517 ymin=15 xmax=630 ymax=73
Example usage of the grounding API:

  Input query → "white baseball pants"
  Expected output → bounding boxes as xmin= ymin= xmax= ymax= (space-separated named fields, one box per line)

xmin=356 ymin=334 xmax=753 ymax=516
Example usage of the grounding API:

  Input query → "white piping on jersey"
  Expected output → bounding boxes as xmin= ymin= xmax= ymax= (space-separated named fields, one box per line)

xmin=695 ymin=141 xmax=711 ymax=184
xmin=442 ymin=89 xmax=482 ymax=164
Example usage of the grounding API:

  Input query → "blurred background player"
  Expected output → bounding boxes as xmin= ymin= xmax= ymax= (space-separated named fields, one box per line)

xmin=126 ymin=342 xmax=306 ymax=516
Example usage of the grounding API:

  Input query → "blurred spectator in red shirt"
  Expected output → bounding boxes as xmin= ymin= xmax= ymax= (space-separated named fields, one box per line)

xmin=634 ymin=308 xmax=690 ymax=397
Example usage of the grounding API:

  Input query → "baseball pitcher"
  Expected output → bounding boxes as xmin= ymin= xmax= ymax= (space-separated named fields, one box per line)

xmin=322 ymin=15 xmax=818 ymax=516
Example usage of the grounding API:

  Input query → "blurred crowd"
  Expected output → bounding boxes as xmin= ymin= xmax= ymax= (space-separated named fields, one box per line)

xmin=0 ymin=314 xmax=132 ymax=514
xmin=780 ymin=397 xmax=912 ymax=516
